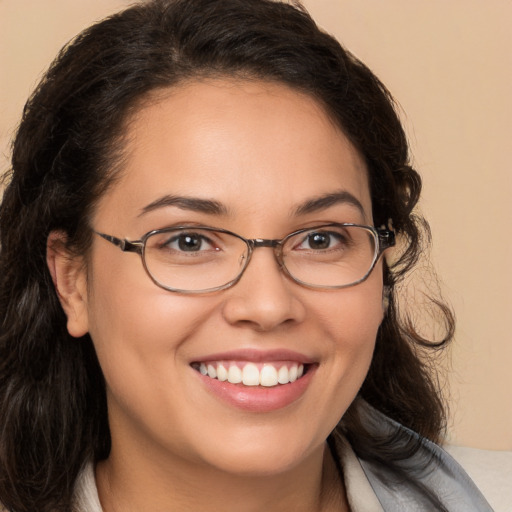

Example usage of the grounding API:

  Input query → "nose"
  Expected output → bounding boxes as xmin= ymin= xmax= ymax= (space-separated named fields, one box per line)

xmin=221 ymin=247 xmax=306 ymax=331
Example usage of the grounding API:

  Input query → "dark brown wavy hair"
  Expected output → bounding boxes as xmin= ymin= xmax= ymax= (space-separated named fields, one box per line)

xmin=0 ymin=0 xmax=454 ymax=510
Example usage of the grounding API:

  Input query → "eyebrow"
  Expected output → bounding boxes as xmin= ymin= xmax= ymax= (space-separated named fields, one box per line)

xmin=293 ymin=190 xmax=365 ymax=217
xmin=138 ymin=190 xmax=365 ymax=218
xmin=139 ymin=195 xmax=228 ymax=216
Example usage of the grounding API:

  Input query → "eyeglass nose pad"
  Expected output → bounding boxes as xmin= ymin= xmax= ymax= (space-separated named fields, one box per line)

xmin=235 ymin=240 xmax=284 ymax=283
xmin=272 ymin=247 xmax=286 ymax=271
xmin=235 ymin=245 xmax=255 ymax=279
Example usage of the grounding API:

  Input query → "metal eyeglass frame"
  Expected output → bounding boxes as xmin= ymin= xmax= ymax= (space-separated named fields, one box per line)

xmin=94 ymin=223 xmax=395 ymax=294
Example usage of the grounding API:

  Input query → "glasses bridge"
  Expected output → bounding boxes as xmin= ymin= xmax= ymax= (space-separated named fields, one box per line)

xmin=249 ymin=238 xmax=281 ymax=249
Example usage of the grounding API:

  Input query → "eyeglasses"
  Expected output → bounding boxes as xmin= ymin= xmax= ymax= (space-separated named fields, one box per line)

xmin=95 ymin=224 xmax=395 ymax=294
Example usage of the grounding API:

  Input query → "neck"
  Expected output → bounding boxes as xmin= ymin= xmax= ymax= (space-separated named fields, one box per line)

xmin=96 ymin=441 xmax=348 ymax=512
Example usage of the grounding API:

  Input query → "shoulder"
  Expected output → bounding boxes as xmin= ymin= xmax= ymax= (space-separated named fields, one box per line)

xmin=445 ymin=444 xmax=512 ymax=512
xmin=336 ymin=400 xmax=494 ymax=511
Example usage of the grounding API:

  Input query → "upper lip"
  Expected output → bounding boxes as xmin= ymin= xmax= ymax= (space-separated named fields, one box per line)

xmin=190 ymin=348 xmax=315 ymax=365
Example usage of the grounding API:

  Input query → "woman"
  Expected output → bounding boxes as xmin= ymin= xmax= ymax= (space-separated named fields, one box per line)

xmin=0 ymin=0 xmax=493 ymax=510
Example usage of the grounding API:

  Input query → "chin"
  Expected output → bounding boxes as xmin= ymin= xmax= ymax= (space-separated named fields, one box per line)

xmin=188 ymin=421 xmax=327 ymax=477
xmin=204 ymin=446 xmax=317 ymax=478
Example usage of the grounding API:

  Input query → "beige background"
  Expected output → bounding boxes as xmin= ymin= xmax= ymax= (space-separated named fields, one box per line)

xmin=1 ymin=0 xmax=510 ymax=450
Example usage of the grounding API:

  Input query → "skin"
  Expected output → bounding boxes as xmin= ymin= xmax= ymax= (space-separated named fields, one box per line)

xmin=48 ymin=79 xmax=386 ymax=511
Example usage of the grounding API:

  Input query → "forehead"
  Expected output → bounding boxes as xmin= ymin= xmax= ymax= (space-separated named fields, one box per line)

xmin=94 ymin=78 xmax=372 ymax=230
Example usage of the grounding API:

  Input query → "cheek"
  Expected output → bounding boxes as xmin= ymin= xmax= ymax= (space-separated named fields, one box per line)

xmin=84 ymin=265 xmax=221 ymax=450
xmin=321 ymin=269 xmax=384 ymax=348
xmin=87 ymin=286 xmax=210 ymax=369
xmin=86 ymin=246 xmax=210 ymax=346
xmin=84 ymin=254 xmax=213 ymax=396
xmin=316 ymin=270 xmax=384 ymax=395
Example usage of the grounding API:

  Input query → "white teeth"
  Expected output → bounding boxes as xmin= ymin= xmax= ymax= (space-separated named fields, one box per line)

xmin=227 ymin=365 xmax=242 ymax=384
xmin=260 ymin=365 xmax=278 ymax=387
xmin=242 ymin=363 xmax=260 ymax=386
xmin=196 ymin=362 xmax=306 ymax=387
xmin=207 ymin=364 xmax=217 ymax=379
xmin=277 ymin=366 xmax=289 ymax=384
xmin=216 ymin=363 xmax=228 ymax=381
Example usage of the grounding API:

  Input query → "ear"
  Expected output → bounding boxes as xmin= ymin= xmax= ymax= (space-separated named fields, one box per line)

xmin=47 ymin=231 xmax=89 ymax=338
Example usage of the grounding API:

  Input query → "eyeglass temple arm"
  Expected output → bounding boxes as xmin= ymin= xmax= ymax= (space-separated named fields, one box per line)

xmin=95 ymin=232 xmax=143 ymax=254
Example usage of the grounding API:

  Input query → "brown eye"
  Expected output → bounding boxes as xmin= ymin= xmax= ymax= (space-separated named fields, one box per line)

xmin=161 ymin=232 xmax=216 ymax=253
xmin=296 ymin=231 xmax=345 ymax=251
xmin=307 ymin=233 xmax=330 ymax=250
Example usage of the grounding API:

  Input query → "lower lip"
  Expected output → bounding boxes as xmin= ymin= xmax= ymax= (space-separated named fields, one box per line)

xmin=195 ymin=366 xmax=316 ymax=412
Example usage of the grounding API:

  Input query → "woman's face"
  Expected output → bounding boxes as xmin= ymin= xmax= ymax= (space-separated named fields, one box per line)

xmin=67 ymin=79 xmax=384 ymax=476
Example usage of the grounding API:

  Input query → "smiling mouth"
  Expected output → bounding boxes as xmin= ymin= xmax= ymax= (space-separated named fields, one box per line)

xmin=191 ymin=361 xmax=308 ymax=387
